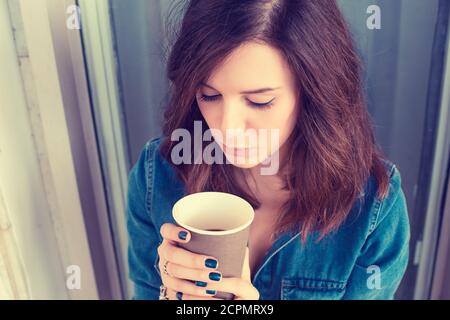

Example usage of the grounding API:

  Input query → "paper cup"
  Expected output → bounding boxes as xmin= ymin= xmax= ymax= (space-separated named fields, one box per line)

xmin=172 ymin=192 xmax=255 ymax=300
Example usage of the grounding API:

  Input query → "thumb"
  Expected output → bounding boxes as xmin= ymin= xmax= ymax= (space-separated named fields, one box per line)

xmin=241 ymin=247 xmax=251 ymax=281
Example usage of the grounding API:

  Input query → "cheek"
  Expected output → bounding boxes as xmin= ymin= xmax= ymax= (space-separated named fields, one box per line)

xmin=279 ymin=98 xmax=298 ymax=131
xmin=260 ymin=104 xmax=297 ymax=152
xmin=282 ymin=110 xmax=298 ymax=137
xmin=197 ymin=101 xmax=217 ymax=126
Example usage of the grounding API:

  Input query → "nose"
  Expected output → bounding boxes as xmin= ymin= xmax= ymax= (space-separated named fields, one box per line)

xmin=220 ymin=100 xmax=247 ymax=146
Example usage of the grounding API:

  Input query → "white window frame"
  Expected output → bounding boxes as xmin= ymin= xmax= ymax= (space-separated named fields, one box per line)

xmin=0 ymin=0 xmax=99 ymax=299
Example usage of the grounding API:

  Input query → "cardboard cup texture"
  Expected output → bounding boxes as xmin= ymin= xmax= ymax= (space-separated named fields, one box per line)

xmin=172 ymin=192 xmax=255 ymax=300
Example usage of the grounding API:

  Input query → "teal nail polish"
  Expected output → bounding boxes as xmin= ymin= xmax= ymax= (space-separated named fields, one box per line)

xmin=209 ymin=272 xmax=221 ymax=281
xmin=205 ymin=258 xmax=218 ymax=269
xmin=206 ymin=289 xmax=216 ymax=295
xmin=195 ymin=281 xmax=207 ymax=287
xmin=178 ymin=231 xmax=187 ymax=240
xmin=176 ymin=291 xmax=183 ymax=300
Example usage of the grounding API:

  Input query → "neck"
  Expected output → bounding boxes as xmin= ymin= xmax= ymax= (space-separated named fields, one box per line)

xmin=243 ymin=141 xmax=291 ymax=207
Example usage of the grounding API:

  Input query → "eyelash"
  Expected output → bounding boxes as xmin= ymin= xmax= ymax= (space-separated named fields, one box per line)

xmin=199 ymin=94 xmax=274 ymax=110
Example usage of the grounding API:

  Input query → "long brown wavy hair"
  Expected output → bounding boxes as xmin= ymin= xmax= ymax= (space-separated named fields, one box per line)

xmin=159 ymin=0 xmax=390 ymax=243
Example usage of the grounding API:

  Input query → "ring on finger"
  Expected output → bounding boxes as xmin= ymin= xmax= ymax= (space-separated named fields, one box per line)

xmin=163 ymin=259 xmax=171 ymax=276
xmin=159 ymin=285 xmax=169 ymax=300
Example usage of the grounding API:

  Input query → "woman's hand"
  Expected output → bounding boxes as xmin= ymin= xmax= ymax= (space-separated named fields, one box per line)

xmin=157 ymin=223 xmax=223 ymax=300
xmin=204 ymin=247 xmax=260 ymax=300
xmin=157 ymin=223 xmax=260 ymax=300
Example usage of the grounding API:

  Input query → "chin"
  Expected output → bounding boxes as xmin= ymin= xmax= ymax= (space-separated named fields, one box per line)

xmin=223 ymin=153 xmax=270 ymax=169
xmin=228 ymin=161 xmax=259 ymax=169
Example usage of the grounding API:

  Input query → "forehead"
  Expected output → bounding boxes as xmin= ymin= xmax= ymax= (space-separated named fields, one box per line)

xmin=205 ymin=42 xmax=295 ymax=91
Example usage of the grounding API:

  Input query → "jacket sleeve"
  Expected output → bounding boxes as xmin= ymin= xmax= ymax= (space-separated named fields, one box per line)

xmin=126 ymin=140 xmax=163 ymax=299
xmin=342 ymin=165 xmax=411 ymax=299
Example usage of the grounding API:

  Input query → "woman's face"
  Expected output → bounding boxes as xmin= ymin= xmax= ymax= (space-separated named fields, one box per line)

xmin=196 ymin=41 xmax=299 ymax=171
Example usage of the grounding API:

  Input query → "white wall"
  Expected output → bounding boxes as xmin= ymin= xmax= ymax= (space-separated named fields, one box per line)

xmin=0 ymin=0 xmax=98 ymax=299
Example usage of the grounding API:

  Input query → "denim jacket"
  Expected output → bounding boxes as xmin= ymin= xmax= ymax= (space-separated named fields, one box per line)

xmin=126 ymin=137 xmax=410 ymax=300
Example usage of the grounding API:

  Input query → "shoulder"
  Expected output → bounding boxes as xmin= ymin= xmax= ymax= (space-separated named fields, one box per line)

xmin=146 ymin=136 xmax=163 ymax=157
xmin=337 ymin=160 xmax=410 ymax=299
xmin=133 ymin=135 xmax=184 ymax=188
xmin=365 ymin=159 xmax=408 ymax=237
xmin=139 ymin=136 xmax=163 ymax=172
xmin=338 ymin=159 xmax=410 ymax=247
xmin=133 ymin=136 xmax=175 ymax=182
xmin=129 ymin=136 xmax=185 ymax=226
xmin=127 ymin=137 xmax=163 ymax=199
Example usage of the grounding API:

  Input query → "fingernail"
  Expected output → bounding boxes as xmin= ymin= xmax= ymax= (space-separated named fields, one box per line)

xmin=195 ymin=281 xmax=208 ymax=287
xmin=209 ymin=272 xmax=221 ymax=281
xmin=206 ymin=289 xmax=216 ymax=295
xmin=205 ymin=258 xmax=218 ymax=269
xmin=178 ymin=231 xmax=188 ymax=240
xmin=176 ymin=291 xmax=183 ymax=300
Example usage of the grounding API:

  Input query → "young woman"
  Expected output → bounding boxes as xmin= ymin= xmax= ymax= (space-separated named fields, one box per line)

xmin=126 ymin=0 xmax=410 ymax=300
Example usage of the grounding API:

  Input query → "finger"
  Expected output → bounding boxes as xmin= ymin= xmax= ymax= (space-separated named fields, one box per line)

xmin=163 ymin=274 xmax=219 ymax=298
xmin=205 ymin=277 xmax=259 ymax=300
xmin=165 ymin=261 xmax=223 ymax=283
xmin=160 ymin=223 xmax=191 ymax=243
xmin=166 ymin=288 xmax=222 ymax=300
xmin=158 ymin=240 xmax=219 ymax=270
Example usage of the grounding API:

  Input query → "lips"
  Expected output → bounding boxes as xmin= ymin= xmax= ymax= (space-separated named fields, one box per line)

xmin=222 ymin=143 xmax=257 ymax=157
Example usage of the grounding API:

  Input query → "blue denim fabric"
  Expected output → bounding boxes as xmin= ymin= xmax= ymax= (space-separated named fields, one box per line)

xmin=126 ymin=137 xmax=410 ymax=300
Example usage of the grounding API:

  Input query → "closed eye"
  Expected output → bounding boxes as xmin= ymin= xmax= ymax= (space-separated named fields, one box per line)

xmin=198 ymin=94 xmax=274 ymax=109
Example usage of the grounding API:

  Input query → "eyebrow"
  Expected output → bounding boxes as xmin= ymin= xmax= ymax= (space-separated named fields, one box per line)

xmin=201 ymin=82 xmax=281 ymax=94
